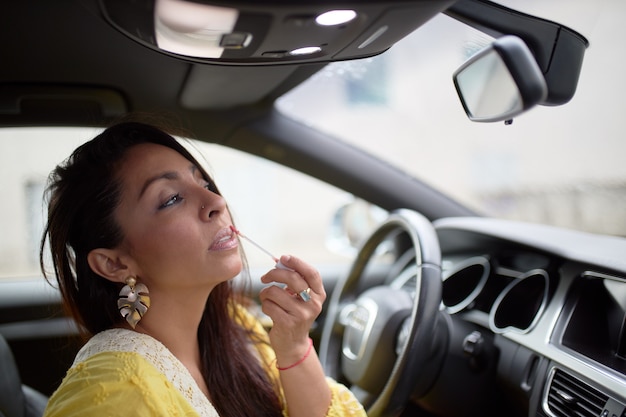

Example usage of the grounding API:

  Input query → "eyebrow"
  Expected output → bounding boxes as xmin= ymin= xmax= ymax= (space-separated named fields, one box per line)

xmin=137 ymin=164 xmax=198 ymax=200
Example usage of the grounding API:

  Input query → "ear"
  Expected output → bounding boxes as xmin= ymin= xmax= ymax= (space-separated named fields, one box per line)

xmin=87 ymin=248 xmax=130 ymax=284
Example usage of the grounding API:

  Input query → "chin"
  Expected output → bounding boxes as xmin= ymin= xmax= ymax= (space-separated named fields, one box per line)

xmin=224 ymin=256 xmax=244 ymax=279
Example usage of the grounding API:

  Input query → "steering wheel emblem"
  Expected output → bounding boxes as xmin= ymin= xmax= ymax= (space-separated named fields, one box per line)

xmin=341 ymin=299 xmax=377 ymax=360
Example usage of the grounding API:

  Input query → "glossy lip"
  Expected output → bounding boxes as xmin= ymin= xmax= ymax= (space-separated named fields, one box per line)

xmin=209 ymin=226 xmax=239 ymax=251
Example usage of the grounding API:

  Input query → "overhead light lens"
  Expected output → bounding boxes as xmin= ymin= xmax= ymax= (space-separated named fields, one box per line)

xmin=315 ymin=10 xmax=357 ymax=26
xmin=289 ymin=46 xmax=322 ymax=56
xmin=154 ymin=0 xmax=239 ymax=58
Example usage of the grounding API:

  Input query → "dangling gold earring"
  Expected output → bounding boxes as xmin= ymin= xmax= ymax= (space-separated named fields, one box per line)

xmin=117 ymin=276 xmax=150 ymax=329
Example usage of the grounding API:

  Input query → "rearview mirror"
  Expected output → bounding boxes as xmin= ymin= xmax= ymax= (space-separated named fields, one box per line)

xmin=453 ymin=35 xmax=547 ymax=123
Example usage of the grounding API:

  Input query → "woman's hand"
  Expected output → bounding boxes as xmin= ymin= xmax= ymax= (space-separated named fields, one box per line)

xmin=259 ymin=255 xmax=334 ymax=417
xmin=259 ymin=255 xmax=326 ymax=365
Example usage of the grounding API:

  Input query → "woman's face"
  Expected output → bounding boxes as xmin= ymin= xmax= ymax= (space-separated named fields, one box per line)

xmin=112 ymin=142 xmax=242 ymax=293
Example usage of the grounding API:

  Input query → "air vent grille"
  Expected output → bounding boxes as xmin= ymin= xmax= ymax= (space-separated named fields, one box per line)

xmin=545 ymin=369 xmax=608 ymax=417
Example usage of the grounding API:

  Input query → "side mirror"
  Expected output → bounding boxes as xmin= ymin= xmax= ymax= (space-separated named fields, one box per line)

xmin=453 ymin=35 xmax=547 ymax=123
xmin=326 ymin=200 xmax=387 ymax=256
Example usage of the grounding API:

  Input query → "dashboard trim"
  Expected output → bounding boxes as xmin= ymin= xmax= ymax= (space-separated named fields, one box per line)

xmin=488 ymin=268 xmax=550 ymax=334
xmin=435 ymin=217 xmax=626 ymax=403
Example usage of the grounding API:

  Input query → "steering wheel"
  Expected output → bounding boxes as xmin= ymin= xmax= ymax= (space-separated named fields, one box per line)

xmin=319 ymin=209 xmax=446 ymax=417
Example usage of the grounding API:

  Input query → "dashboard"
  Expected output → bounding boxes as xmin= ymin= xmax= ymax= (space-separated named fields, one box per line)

xmin=430 ymin=217 xmax=626 ymax=417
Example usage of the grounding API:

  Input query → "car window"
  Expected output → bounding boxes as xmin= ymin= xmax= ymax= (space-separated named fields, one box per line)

xmin=0 ymin=128 xmax=357 ymax=280
xmin=1 ymin=128 xmax=94 ymax=280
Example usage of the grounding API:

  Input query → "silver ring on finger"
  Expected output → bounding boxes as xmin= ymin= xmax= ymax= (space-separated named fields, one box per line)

xmin=298 ymin=287 xmax=311 ymax=302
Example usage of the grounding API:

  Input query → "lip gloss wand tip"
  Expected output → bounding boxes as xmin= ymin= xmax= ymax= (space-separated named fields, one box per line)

xmin=231 ymin=225 xmax=290 ymax=270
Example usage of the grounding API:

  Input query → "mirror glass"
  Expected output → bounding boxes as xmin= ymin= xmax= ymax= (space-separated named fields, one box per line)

xmin=455 ymin=50 xmax=522 ymax=120
xmin=453 ymin=35 xmax=547 ymax=123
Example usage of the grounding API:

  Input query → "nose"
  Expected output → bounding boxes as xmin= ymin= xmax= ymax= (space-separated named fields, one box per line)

xmin=200 ymin=191 xmax=226 ymax=220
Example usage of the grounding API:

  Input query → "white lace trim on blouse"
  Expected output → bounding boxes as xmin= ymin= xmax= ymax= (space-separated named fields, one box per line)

xmin=73 ymin=328 xmax=219 ymax=417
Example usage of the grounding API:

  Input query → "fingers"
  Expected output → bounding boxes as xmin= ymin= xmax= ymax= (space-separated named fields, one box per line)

xmin=259 ymin=285 xmax=315 ymax=318
xmin=259 ymin=283 xmax=319 ymax=351
xmin=259 ymin=283 xmax=318 ymax=312
xmin=261 ymin=255 xmax=325 ymax=298
xmin=258 ymin=255 xmax=326 ymax=326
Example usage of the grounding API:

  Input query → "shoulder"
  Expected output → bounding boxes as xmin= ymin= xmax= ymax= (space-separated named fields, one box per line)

xmin=74 ymin=329 xmax=195 ymax=391
xmin=73 ymin=328 xmax=163 ymax=364
xmin=45 ymin=329 xmax=216 ymax=417
xmin=325 ymin=378 xmax=368 ymax=417
xmin=45 ymin=350 xmax=199 ymax=417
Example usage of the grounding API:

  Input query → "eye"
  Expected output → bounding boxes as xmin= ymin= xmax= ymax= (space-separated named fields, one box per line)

xmin=159 ymin=193 xmax=183 ymax=209
xmin=204 ymin=181 xmax=218 ymax=194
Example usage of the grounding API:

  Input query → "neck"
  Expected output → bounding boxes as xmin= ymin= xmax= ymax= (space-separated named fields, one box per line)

xmin=133 ymin=286 xmax=211 ymax=367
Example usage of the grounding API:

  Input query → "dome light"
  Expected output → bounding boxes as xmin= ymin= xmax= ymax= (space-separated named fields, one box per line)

xmin=315 ymin=10 xmax=357 ymax=26
xmin=289 ymin=46 xmax=322 ymax=56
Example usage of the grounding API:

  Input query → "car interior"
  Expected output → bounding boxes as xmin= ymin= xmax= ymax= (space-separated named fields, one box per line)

xmin=1 ymin=1 xmax=625 ymax=417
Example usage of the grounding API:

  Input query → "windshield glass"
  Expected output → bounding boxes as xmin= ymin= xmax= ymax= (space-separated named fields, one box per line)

xmin=276 ymin=3 xmax=626 ymax=237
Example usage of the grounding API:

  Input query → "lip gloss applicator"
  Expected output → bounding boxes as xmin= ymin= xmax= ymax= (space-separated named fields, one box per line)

xmin=229 ymin=225 xmax=289 ymax=270
xmin=230 ymin=225 xmax=311 ymax=302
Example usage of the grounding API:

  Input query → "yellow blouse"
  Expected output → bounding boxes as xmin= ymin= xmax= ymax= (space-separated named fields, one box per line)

xmin=44 ymin=306 xmax=366 ymax=417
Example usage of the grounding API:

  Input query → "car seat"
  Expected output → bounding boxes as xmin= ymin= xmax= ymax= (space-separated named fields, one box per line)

xmin=0 ymin=333 xmax=48 ymax=417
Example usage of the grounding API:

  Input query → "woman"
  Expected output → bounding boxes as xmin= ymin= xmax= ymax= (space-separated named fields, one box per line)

xmin=40 ymin=121 xmax=366 ymax=417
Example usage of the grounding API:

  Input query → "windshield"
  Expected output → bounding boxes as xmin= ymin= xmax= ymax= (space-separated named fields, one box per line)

xmin=276 ymin=3 xmax=626 ymax=237
xmin=2 ymin=1 xmax=624 ymax=281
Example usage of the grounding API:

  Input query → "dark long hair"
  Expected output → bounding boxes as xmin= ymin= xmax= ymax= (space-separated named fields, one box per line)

xmin=40 ymin=120 xmax=283 ymax=417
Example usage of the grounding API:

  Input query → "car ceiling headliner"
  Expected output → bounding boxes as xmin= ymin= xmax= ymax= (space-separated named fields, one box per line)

xmin=0 ymin=0 xmax=482 ymax=220
xmin=0 ymin=0 xmax=456 ymax=142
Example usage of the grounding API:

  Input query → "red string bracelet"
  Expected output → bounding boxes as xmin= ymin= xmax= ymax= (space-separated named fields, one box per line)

xmin=276 ymin=338 xmax=313 ymax=371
